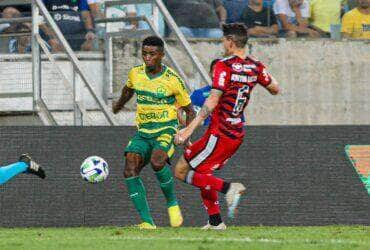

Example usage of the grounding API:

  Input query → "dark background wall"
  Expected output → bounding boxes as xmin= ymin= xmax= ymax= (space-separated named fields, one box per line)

xmin=0 ymin=126 xmax=369 ymax=227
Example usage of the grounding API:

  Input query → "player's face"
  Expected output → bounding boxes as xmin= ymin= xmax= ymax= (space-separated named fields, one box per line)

xmin=142 ymin=45 xmax=164 ymax=69
xmin=222 ymin=37 xmax=233 ymax=56
xmin=358 ymin=0 xmax=370 ymax=8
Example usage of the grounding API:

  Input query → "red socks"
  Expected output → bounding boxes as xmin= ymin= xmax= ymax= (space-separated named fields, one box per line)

xmin=201 ymin=188 xmax=220 ymax=215
xmin=190 ymin=171 xmax=225 ymax=192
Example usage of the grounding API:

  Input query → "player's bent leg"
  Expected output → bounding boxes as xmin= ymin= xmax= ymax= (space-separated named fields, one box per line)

xmin=200 ymin=188 xmax=227 ymax=230
xmin=151 ymin=149 xmax=183 ymax=227
xmin=124 ymin=152 xmax=155 ymax=227
xmin=225 ymin=183 xmax=246 ymax=219
xmin=174 ymin=155 xmax=191 ymax=182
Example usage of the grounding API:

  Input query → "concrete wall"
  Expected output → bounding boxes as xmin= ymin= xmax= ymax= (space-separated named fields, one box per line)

xmin=113 ymin=38 xmax=370 ymax=125
xmin=0 ymin=39 xmax=369 ymax=125
xmin=0 ymin=126 xmax=369 ymax=227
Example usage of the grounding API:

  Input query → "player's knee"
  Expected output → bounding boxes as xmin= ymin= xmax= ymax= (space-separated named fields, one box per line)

xmin=150 ymin=151 xmax=167 ymax=172
xmin=123 ymin=153 xmax=141 ymax=178
xmin=123 ymin=167 xmax=138 ymax=178
xmin=150 ymin=158 xmax=166 ymax=172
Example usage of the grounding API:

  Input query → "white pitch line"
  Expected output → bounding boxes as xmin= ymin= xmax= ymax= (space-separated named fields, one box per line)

xmin=108 ymin=236 xmax=367 ymax=245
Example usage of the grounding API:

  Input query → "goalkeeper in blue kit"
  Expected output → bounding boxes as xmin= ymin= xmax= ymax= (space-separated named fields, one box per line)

xmin=0 ymin=154 xmax=45 ymax=185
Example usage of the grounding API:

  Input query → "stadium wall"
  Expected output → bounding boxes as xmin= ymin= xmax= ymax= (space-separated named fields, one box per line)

xmin=0 ymin=39 xmax=369 ymax=125
xmin=0 ymin=126 xmax=369 ymax=227
xmin=114 ymin=39 xmax=370 ymax=125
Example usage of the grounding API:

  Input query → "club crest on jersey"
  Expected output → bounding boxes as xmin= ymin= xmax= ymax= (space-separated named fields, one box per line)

xmin=232 ymin=63 xmax=243 ymax=72
xmin=156 ymin=87 xmax=167 ymax=97
xmin=232 ymin=63 xmax=256 ymax=73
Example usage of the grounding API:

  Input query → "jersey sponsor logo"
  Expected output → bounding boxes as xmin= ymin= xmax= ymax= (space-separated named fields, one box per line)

xmin=231 ymin=74 xmax=257 ymax=83
xmin=53 ymin=13 xmax=81 ymax=22
xmin=137 ymin=94 xmax=171 ymax=104
xmin=139 ymin=110 xmax=169 ymax=121
xmin=51 ymin=5 xmax=79 ymax=12
xmin=244 ymin=64 xmax=256 ymax=68
xmin=218 ymin=71 xmax=227 ymax=87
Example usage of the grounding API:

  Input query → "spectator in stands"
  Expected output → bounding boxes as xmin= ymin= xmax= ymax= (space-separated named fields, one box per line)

xmin=87 ymin=0 xmax=103 ymax=20
xmin=241 ymin=0 xmax=279 ymax=37
xmin=0 ymin=5 xmax=32 ymax=53
xmin=222 ymin=0 xmax=249 ymax=23
xmin=274 ymin=0 xmax=320 ymax=37
xmin=0 ymin=5 xmax=62 ymax=53
xmin=136 ymin=4 xmax=165 ymax=36
xmin=342 ymin=0 xmax=370 ymax=39
xmin=0 ymin=5 xmax=31 ymax=32
xmin=163 ymin=0 xmax=227 ymax=38
xmin=347 ymin=0 xmax=358 ymax=10
xmin=309 ymin=0 xmax=345 ymax=37
xmin=43 ymin=0 xmax=96 ymax=51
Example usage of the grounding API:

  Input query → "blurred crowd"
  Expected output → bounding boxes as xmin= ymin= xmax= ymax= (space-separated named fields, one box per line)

xmin=0 ymin=0 xmax=369 ymax=53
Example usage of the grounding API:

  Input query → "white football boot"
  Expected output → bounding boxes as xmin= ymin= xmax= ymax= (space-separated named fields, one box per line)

xmin=225 ymin=183 xmax=246 ymax=218
xmin=201 ymin=221 xmax=227 ymax=230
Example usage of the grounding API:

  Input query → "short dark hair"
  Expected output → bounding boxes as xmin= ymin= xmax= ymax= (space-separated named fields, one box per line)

xmin=210 ymin=58 xmax=220 ymax=72
xmin=142 ymin=36 xmax=164 ymax=51
xmin=222 ymin=23 xmax=248 ymax=48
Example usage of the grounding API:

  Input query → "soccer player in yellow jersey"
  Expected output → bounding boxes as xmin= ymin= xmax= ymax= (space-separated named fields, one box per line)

xmin=342 ymin=0 xmax=370 ymax=39
xmin=112 ymin=36 xmax=195 ymax=229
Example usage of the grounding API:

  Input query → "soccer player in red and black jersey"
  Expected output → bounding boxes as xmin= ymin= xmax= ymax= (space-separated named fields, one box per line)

xmin=173 ymin=23 xmax=280 ymax=229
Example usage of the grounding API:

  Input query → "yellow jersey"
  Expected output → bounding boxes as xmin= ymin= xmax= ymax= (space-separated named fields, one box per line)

xmin=341 ymin=8 xmax=370 ymax=39
xmin=309 ymin=0 xmax=344 ymax=33
xmin=126 ymin=64 xmax=191 ymax=138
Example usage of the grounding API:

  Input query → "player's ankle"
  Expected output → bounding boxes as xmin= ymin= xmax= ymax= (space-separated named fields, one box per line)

xmin=209 ymin=214 xmax=223 ymax=226
xmin=167 ymin=201 xmax=178 ymax=208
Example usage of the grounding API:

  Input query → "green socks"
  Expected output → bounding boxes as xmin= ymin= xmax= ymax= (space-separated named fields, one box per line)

xmin=125 ymin=176 xmax=154 ymax=225
xmin=155 ymin=166 xmax=178 ymax=207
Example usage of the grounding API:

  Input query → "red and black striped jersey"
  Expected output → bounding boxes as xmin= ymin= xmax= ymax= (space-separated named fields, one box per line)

xmin=208 ymin=55 xmax=272 ymax=139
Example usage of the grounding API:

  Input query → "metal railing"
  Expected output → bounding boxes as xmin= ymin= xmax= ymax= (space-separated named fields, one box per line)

xmin=31 ymin=0 xmax=117 ymax=125
xmin=98 ymin=0 xmax=212 ymax=93
xmin=0 ymin=0 xmax=211 ymax=125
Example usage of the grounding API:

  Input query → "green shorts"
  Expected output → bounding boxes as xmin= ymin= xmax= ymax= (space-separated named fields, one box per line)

xmin=124 ymin=131 xmax=176 ymax=165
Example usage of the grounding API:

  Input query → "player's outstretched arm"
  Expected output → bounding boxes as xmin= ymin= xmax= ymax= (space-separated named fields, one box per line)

xmin=265 ymin=76 xmax=280 ymax=96
xmin=112 ymin=86 xmax=135 ymax=114
xmin=174 ymin=89 xmax=222 ymax=145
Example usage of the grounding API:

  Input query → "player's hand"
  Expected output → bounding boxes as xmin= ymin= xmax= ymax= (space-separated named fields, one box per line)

xmin=112 ymin=101 xmax=122 ymax=114
xmin=174 ymin=128 xmax=192 ymax=145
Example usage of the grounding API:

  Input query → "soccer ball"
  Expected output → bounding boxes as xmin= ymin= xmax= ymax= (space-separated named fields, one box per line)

xmin=80 ymin=156 xmax=109 ymax=183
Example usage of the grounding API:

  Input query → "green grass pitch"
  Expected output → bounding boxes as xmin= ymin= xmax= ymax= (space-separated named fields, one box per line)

xmin=0 ymin=226 xmax=369 ymax=250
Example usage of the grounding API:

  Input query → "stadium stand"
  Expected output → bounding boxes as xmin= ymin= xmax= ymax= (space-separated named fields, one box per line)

xmin=0 ymin=0 xmax=369 ymax=125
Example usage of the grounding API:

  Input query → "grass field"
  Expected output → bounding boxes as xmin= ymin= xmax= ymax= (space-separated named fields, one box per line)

xmin=0 ymin=226 xmax=369 ymax=250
